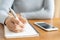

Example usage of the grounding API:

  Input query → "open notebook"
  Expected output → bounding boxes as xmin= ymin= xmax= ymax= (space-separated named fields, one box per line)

xmin=4 ymin=23 xmax=39 ymax=38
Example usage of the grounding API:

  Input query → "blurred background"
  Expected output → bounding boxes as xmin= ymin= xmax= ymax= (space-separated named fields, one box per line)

xmin=55 ymin=0 xmax=60 ymax=18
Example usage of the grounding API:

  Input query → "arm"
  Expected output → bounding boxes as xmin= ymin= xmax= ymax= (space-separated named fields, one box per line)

xmin=21 ymin=0 xmax=54 ymax=19
xmin=0 ymin=0 xmax=14 ymax=24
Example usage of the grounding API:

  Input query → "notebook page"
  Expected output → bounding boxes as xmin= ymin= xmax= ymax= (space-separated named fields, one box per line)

xmin=4 ymin=23 xmax=39 ymax=38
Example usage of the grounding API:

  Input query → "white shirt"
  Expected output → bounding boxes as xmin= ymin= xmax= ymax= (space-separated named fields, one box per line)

xmin=0 ymin=0 xmax=54 ymax=24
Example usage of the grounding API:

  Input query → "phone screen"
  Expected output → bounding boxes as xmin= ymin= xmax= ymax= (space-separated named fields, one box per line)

xmin=37 ymin=23 xmax=53 ymax=29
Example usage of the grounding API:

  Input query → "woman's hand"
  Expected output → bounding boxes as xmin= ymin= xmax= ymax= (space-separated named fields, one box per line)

xmin=5 ymin=15 xmax=27 ymax=33
xmin=17 ymin=14 xmax=27 ymax=24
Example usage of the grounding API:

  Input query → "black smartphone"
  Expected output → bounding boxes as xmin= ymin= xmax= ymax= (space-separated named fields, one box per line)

xmin=34 ymin=22 xmax=58 ymax=31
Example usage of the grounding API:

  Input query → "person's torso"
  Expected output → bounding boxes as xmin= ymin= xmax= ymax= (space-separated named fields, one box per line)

xmin=13 ymin=0 xmax=44 ymax=13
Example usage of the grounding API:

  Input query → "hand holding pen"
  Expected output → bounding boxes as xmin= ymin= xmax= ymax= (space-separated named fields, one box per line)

xmin=5 ymin=8 xmax=27 ymax=33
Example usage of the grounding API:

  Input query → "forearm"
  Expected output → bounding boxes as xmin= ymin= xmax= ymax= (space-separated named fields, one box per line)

xmin=0 ymin=10 xmax=8 ymax=24
xmin=0 ymin=0 xmax=14 ymax=24
xmin=21 ymin=8 xmax=54 ymax=19
xmin=0 ymin=0 xmax=14 ymax=13
xmin=21 ymin=0 xmax=54 ymax=19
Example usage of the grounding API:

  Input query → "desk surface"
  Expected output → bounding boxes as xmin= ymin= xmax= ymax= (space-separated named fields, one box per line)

xmin=0 ymin=18 xmax=60 ymax=40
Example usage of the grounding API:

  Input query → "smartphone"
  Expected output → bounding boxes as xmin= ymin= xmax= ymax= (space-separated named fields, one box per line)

xmin=34 ymin=22 xmax=58 ymax=31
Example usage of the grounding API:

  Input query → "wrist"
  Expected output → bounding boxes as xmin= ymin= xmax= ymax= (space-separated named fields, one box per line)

xmin=4 ymin=16 xmax=9 ymax=25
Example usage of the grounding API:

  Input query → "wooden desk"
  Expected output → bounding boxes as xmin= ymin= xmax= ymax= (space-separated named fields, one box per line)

xmin=0 ymin=18 xmax=60 ymax=40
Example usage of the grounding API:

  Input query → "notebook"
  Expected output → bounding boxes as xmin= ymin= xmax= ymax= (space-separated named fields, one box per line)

xmin=4 ymin=23 xmax=39 ymax=38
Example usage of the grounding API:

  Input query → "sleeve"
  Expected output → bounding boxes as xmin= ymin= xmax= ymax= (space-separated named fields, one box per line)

xmin=21 ymin=0 xmax=55 ymax=19
xmin=0 ymin=0 xmax=14 ymax=24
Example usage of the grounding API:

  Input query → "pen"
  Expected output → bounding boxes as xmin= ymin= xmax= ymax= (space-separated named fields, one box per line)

xmin=10 ymin=8 xmax=18 ymax=20
xmin=9 ymin=8 xmax=24 ymax=27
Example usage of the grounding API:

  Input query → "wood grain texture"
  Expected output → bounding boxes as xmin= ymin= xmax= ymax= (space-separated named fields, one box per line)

xmin=0 ymin=18 xmax=60 ymax=40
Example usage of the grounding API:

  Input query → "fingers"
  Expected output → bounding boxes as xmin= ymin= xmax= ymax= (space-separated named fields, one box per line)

xmin=15 ymin=24 xmax=24 ymax=32
xmin=7 ymin=21 xmax=23 ymax=33
xmin=5 ymin=17 xmax=24 ymax=33
xmin=9 ymin=22 xmax=16 ymax=30
xmin=11 ymin=17 xmax=24 ymax=28
xmin=6 ymin=21 xmax=16 ymax=31
xmin=18 ymin=16 xmax=27 ymax=28
xmin=10 ymin=23 xmax=24 ymax=32
xmin=11 ymin=17 xmax=19 ymax=24
xmin=18 ymin=15 xmax=27 ymax=24
xmin=18 ymin=20 xmax=24 ymax=28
